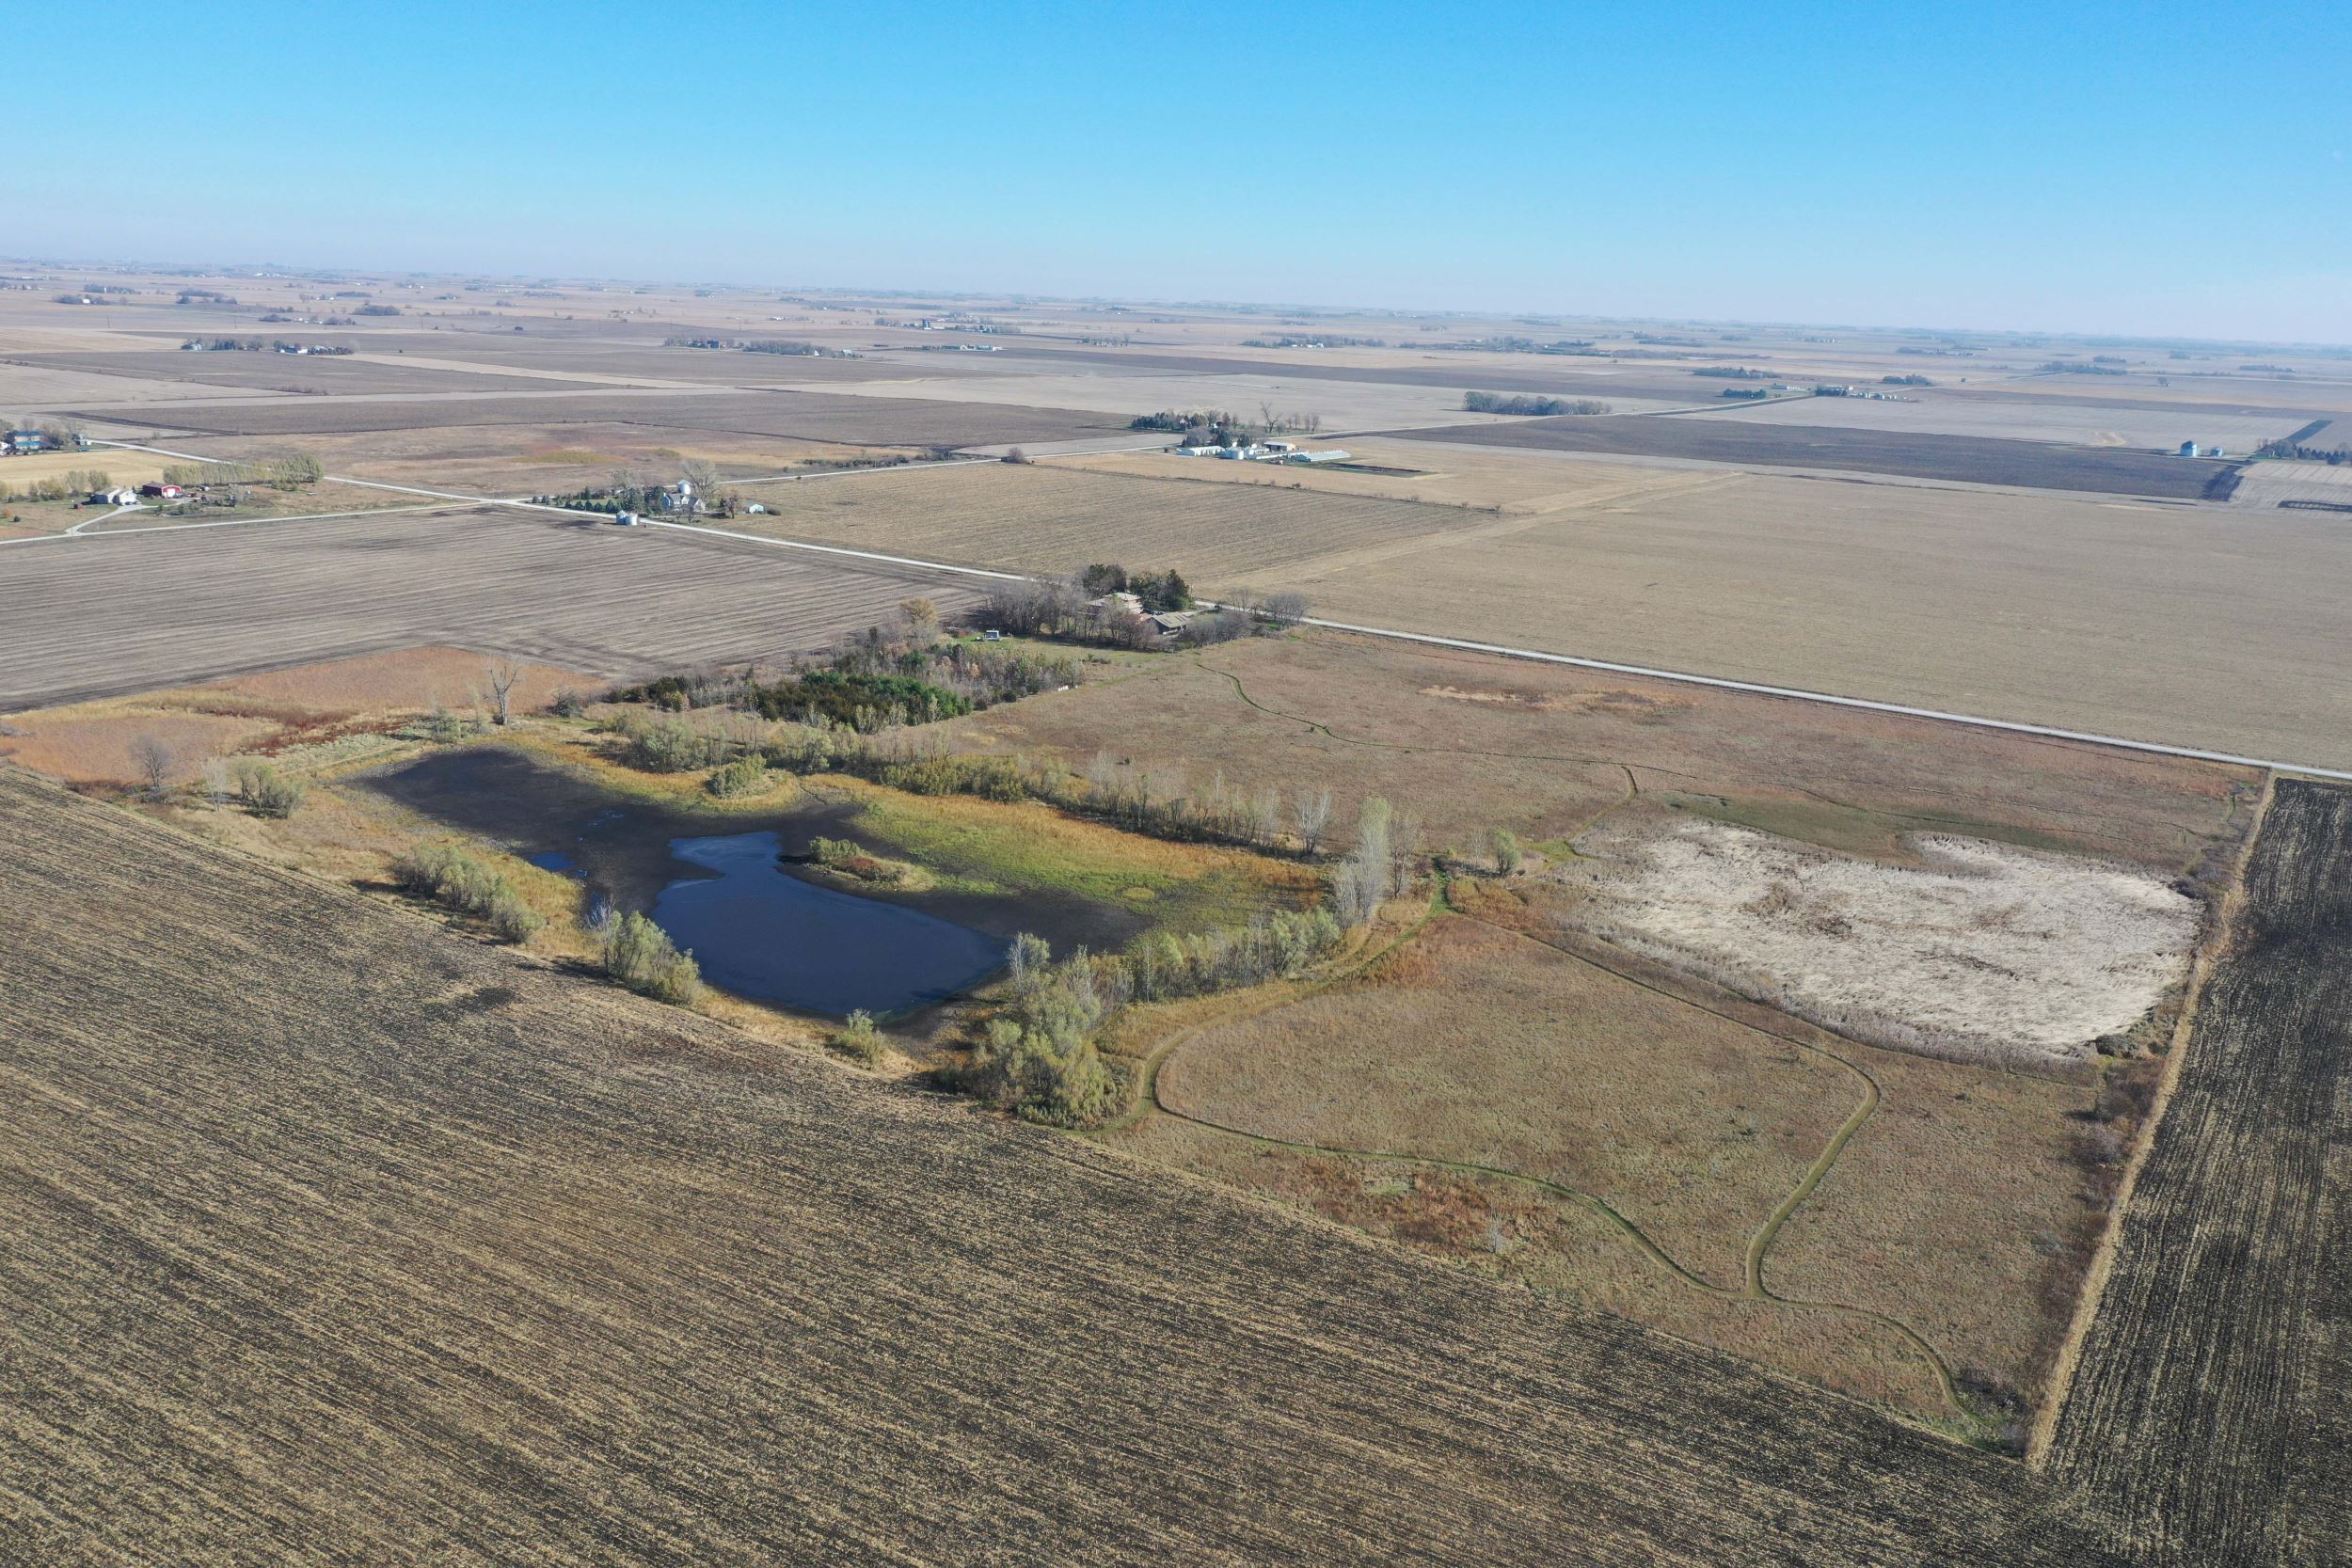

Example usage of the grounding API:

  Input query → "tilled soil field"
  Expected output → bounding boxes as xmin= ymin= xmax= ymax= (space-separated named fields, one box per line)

xmin=1387 ymin=413 xmax=2238 ymax=499
xmin=0 ymin=508 xmax=978 ymax=708
xmin=984 ymin=345 xmax=1756 ymax=403
xmin=0 ymin=769 xmax=2126 ymax=1567
xmin=59 ymin=388 xmax=1128 ymax=445
xmin=8 ymin=350 xmax=607 ymax=395
xmin=2043 ymin=777 xmax=2352 ymax=1565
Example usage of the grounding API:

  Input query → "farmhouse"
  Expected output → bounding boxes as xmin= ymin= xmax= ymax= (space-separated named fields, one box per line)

xmin=87 ymin=487 xmax=139 ymax=505
xmin=7 ymin=430 xmax=47 ymax=454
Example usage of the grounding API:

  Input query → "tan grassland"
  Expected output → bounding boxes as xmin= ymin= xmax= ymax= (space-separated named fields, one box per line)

xmin=940 ymin=631 xmax=2253 ymax=874
xmin=1105 ymin=879 xmax=2119 ymax=1422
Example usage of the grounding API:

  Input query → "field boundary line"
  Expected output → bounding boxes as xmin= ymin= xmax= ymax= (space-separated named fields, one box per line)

xmin=1287 ymin=617 xmax=2352 ymax=783
xmin=0 ymin=501 xmax=454 ymax=548
xmin=640 ymin=519 xmax=1035 ymax=581
xmin=2022 ymin=768 xmax=2280 ymax=1470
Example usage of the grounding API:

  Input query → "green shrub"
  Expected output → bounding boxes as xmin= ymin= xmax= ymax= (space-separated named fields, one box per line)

xmin=831 ymin=1008 xmax=886 ymax=1066
xmin=963 ymin=938 xmax=1118 ymax=1127
xmin=233 ymin=760 xmax=306 ymax=818
xmin=486 ymin=887 xmax=546 ymax=942
xmin=605 ymin=709 xmax=738 ymax=772
xmin=1490 ymin=827 xmax=1523 ymax=875
xmin=389 ymin=841 xmax=542 ymax=943
xmin=705 ymin=756 xmax=773 ymax=798
xmin=600 ymin=911 xmax=701 ymax=1005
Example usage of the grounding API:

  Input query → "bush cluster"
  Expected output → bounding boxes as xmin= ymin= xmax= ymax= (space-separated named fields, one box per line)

xmin=704 ymin=755 xmax=774 ymax=798
xmin=830 ymin=1008 xmax=887 ymax=1066
xmin=962 ymin=906 xmax=1350 ymax=1128
xmin=232 ymin=759 xmax=306 ymax=819
xmin=596 ymin=911 xmax=701 ymax=1004
xmin=390 ymin=842 xmax=543 ymax=942
xmin=962 ymin=935 xmax=1119 ymax=1127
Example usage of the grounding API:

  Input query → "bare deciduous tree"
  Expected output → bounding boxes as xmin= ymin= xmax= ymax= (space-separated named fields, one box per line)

xmin=131 ymin=735 xmax=175 ymax=796
xmin=483 ymin=659 xmax=522 ymax=726
xmin=679 ymin=457 xmax=723 ymax=510
xmin=1294 ymin=787 xmax=1334 ymax=857
xmin=898 ymin=597 xmax=940 ymax=645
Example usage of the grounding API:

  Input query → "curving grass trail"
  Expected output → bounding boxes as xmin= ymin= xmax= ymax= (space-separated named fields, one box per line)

xmin=1105 ymin=872 xmax=1963 ymax=1414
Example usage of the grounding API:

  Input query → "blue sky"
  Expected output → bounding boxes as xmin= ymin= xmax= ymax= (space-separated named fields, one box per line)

xmin=13 ymin=1 xmax=2349 ymax=341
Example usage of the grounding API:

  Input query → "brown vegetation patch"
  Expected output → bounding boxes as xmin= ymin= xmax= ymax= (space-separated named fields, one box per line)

xmin=939 ymin=632 xmax=2251 ymax=875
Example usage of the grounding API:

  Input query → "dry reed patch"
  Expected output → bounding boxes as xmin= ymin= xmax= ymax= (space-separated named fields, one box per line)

xmin=185 ymin=645 xmax=596 ymax=717
xmin=1152 ymin=913 xmax=1852 ymax=1285
xmin=0 ymin=648 xmax=601 ymax=785
xmin=0 ymin=709 xmax=274 ymax=784
xmin=1559 ymin=816 xmax=2199 ymax=1069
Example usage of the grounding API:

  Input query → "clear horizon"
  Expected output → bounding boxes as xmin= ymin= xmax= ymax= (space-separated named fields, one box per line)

xmin=14 ymin=0 xmax=2347 ymax=343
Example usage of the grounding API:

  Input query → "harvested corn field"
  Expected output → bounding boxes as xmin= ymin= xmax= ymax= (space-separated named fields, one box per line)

xmin=1389 ymin=414 xmax=2238 ymax=498
xmin=0 ymin=508 xmax=979 ymax=709
xmin=0 ymin=769 xmax=2125 ymax=1568
xmin=726 ymin=460 xmax=1491 ymax=580
xmin=2043 ymin=778 xmax=2352 ymax=1564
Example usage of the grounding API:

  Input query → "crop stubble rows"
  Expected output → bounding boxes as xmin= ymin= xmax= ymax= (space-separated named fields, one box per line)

xmin=0 ymin=508 xmax=978 ymax=709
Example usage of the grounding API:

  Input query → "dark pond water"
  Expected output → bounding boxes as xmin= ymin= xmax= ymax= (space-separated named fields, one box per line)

xmin=650 ymin=831 xmax=1005 ymax=1019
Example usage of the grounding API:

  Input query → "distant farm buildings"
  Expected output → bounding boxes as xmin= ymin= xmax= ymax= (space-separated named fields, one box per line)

xmin=2178 ymin=441 xmax=2228 ymax=458
xmin=1171 ymin=437 xmax=1352 ymax=465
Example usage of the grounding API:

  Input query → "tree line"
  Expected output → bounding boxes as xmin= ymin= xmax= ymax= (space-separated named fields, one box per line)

xmin=1463 ymin=391 xmax=1610 ymax=416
